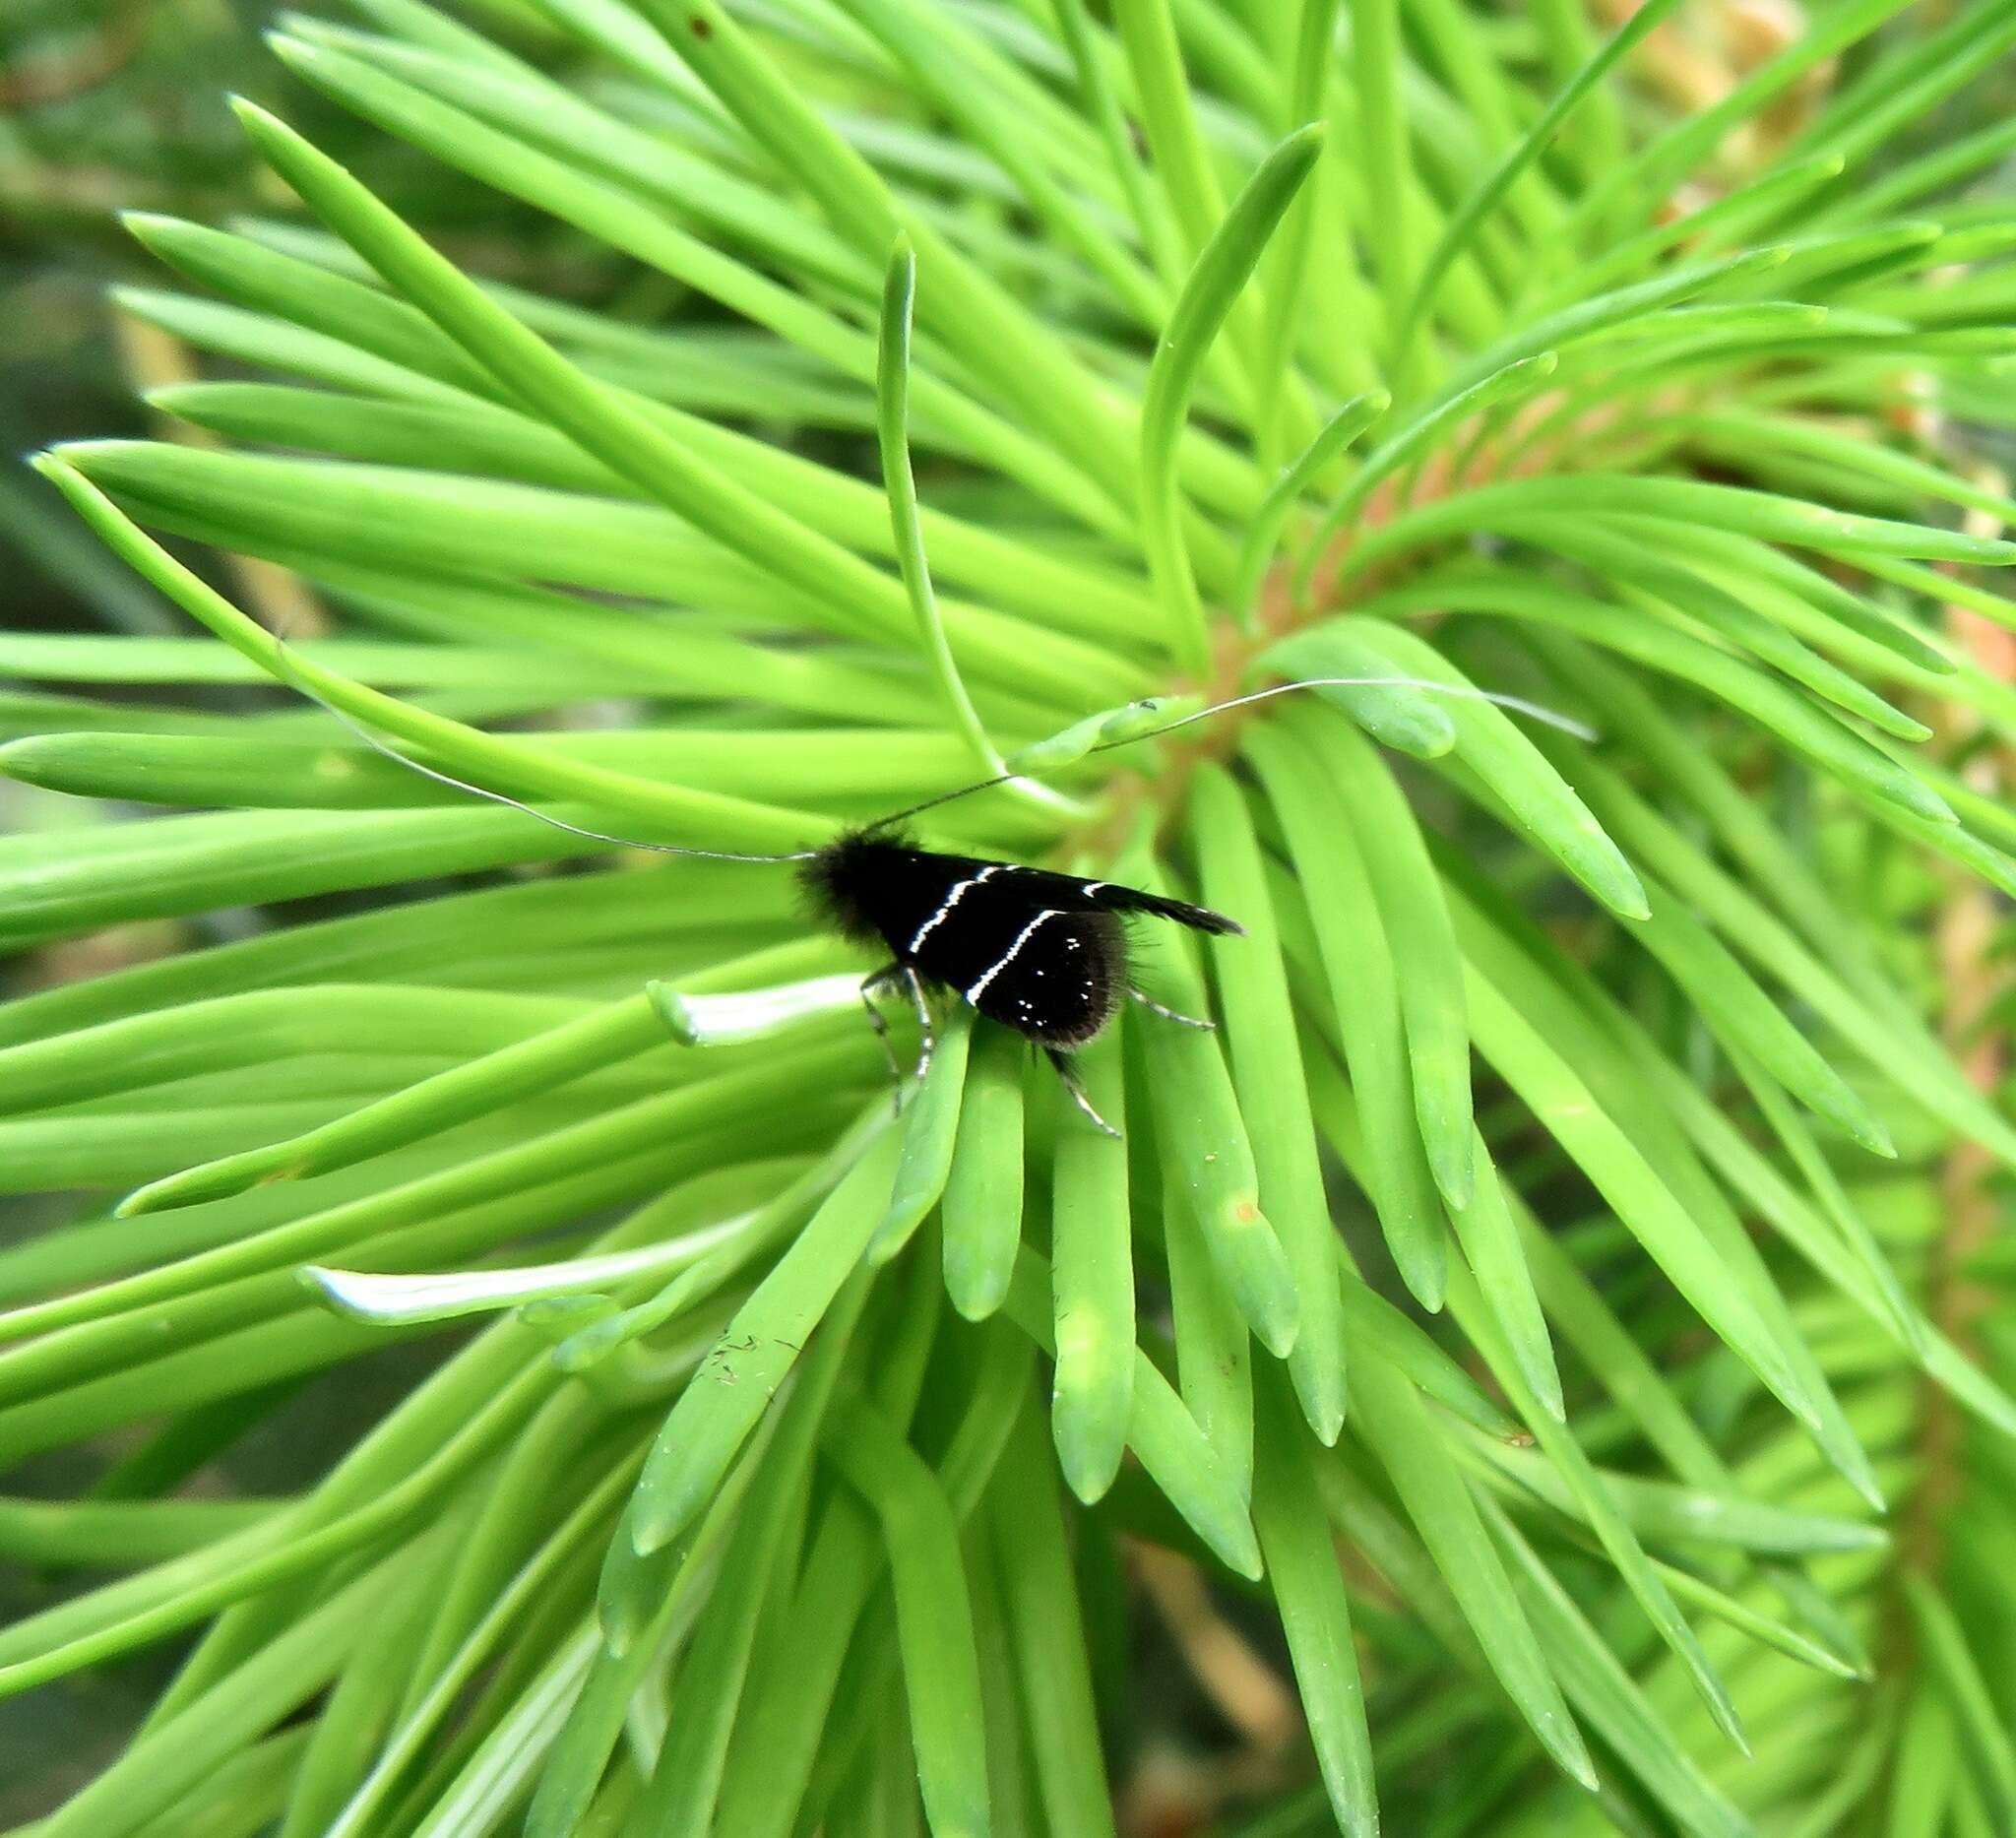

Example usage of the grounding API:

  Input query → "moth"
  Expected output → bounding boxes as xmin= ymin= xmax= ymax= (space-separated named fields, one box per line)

xmin=276 ymin=653 xmax=1581 ymax=1133
xmin=279 ymin=653 xmax=1246 ymax=1133
xmin=800 ymin=825 xmax=1240 ymax=1131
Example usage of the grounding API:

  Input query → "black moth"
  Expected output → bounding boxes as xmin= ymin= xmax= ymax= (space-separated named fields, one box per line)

xmin=801 ymin=825 xmax=1243 ymax=1134
xmin=274 ymin=644 xmax=1567 ymax=1131
xmin=277 ymin=645 xmax=1626 ymax=1136
xmin=270 ymin=639 xmax=1246 ymax=1135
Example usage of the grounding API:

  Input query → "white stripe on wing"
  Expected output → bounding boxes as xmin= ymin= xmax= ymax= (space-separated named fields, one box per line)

xmin=965 ymin=908 xmax=1059 ymax=1004
xmin=908 ymin=862 xmax=1004 ymax=954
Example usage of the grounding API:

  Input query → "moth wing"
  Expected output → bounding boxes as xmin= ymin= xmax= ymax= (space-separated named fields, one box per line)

xmin=912 ymin=882 xmax=1124 ymax=1046
xmin=921 ymin=861 xmax=1243 ymax=938
xmin=1079 ymin=881 xmax=1244 ymax=936
xmin=1016 ymin=870 xmax=1233 ymax=938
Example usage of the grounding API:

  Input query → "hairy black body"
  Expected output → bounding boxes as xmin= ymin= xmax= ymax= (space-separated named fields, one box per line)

xmin=801 ymin=826 xmax=1240 ymax=1047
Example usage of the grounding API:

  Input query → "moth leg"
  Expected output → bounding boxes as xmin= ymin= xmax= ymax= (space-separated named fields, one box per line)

xmin=1129 ymin=986 xmax=1215 ymax=1031
xmin=857 ymin=966 xmax=906 ymax=1112
xmin=902 ymin=964 xmax=937 ymax=1085
xmin=1046 ymin=1047 xmax=1121 ymax=1139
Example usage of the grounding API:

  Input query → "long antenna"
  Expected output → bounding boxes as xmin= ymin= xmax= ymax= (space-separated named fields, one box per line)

xmin=863 ymin=675 xmax=1599 ymax=829
xmin=267 ymin=639 xmax=818 ymax=862
xmin=270 ymin=637 xmax=1596 ymax=860
xmin=1097 ymin=676 xmax=1599 ymax=747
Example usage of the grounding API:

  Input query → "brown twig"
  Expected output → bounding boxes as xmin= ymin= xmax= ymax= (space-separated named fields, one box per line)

xmin=1131 ymin=1540 xmax=1300 ymax=1754
xmin=1907 ymin=477 xmax=2016 ymax=1580
xmin=0 ymin=0 xmax=153 ymax=111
